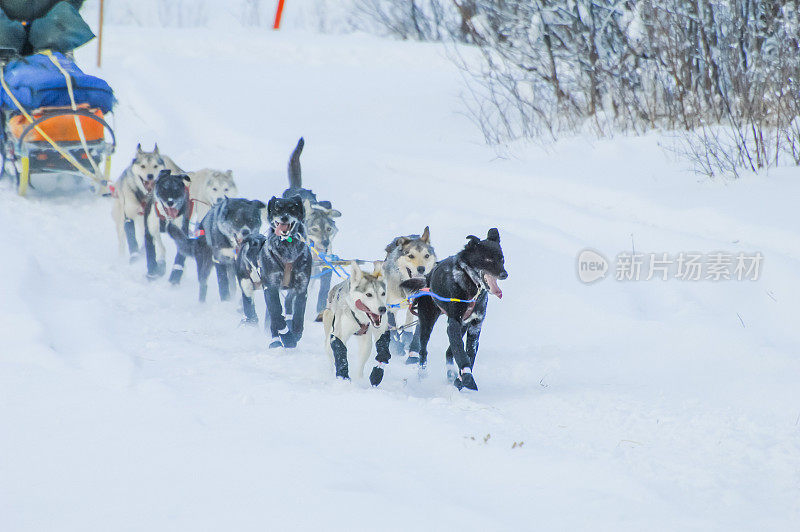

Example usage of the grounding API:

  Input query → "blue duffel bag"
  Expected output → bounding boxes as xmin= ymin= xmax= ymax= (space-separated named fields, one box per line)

xmin=0 ymin=51 xmax=113 ymax=112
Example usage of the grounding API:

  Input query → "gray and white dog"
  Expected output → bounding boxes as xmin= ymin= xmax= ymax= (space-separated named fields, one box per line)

xmin=111 ymin=143 xmax=182 ymax=261
xmin=281 ymin=137 xmax=341 ymax=320
xmin=168 ymin=197 xmax=265 ymax=302
xmin=322 ymin=262 xmax=391 ymax=383
xmin=187 ymin=168 xmax=238 ymax=224
xmin=382 ymin=227 xmax=437 ymax=363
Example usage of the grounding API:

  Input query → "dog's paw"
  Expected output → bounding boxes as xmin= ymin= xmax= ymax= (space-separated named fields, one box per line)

xmin=155 ymin=261 xmax=167 ymax=276
xmin=459 ymin=371 xmax=478 ymax=391
xmin=129 ymin=252 xmax=141 ymax=264
xmin=446 ymin=364 xmax=458 ymax=383
xmin=168 ymin=271 xmax=183 ymax=285
xmin=268 ymin=338 xmax=283 ymax=349
xmin=405 ymin=353 xmax=420 ymax=365
xmin=239 ymin=317 xmax=258 ymax=327
xmin=280 ymin=331 xmax=298 ymax=348
xmin=369 ymin=366 xmax=384 ymax=386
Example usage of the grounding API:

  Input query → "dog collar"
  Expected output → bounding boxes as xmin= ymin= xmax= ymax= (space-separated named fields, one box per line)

xmin=457 ymin=261 xmax=485 ymax=298
xmin=155 ymin=199 xmax=179 ymax=221
xmin=350 ymin=310 xmax=369 ymax=336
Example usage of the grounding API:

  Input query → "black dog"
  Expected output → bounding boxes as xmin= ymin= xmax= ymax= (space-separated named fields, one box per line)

xmin=168 ymin=197 xmax=265 ymax=302
xmin=281 ymin=137 xmax=335 ymax=209
xmin=144 ymin=169 xmax=191 ymax=282
xmin=262 ymin=195 xmax=312 ymax=348
xmin=282 ymin=137 xmax=342 ymax=320
xmin=234 ymin=233 xmax=267 ymax=325
xmin=415 ymin=228 xmax=508 ymax=391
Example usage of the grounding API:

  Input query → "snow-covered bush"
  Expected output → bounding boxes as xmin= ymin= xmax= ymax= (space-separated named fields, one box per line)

xmin=446 ymin=0 xmax=800 ymax=176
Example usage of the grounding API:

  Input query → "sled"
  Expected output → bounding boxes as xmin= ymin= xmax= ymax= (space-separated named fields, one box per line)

xmin=2 ymin=104 xmax=115 ymax=195
xmin=0 ymin=50 xmax=115 ymax=196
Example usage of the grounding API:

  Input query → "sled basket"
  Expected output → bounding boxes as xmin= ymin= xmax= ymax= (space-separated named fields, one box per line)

xmin=7 ymin=105 xmax=105 ymax=142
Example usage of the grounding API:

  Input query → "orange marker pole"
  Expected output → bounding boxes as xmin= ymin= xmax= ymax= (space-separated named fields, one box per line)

xmin=97 ymin=0 xmax=105 ymax=67
xmin=273 ymin=0 xmax=286 ymax=30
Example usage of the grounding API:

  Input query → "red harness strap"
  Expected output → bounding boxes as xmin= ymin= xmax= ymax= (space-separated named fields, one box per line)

xmin=428 ymin=288 xmax=477 ymax=320
xmin=155 ymin=186 xmax=192 ymax=222
xmin=462 ymin=300 xmax=477 ymax=320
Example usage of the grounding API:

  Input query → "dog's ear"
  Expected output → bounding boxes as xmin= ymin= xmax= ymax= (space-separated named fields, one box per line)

xmin=487 ymin=228 xmax=500 ymax=243
xmin=217 ymin=196 xmax=229 ymax=217
xmin=327 ymin=208 xmax=342 ymax=218
xmin=290 ymin=195 xmax=303 ymax=210
xmin=373 ymin=260 xmax=384 ymax=275
xmin=385 ymin=236 xmax=409 ymax=254
xmin=156 ymin=169 xmax=171 ymax=181
xmin=400 ymin=277 xmax=426 ymax=292
xmin=421 ymin=226 xmax=430 ymax=243
xmin=136 ymin=143 xmax=143 ymax=154
xmin=225 ymin=169 xmax=233 ymax=178
xmin=349 ymin=261 xmax=362 ymax=282
xmin=303 ymin=198 xmax=313 ymax=218
xmin=267 ymin=196 xmax=278 ymax=218
xmin=182 ymin=174 xmax=191 ymax=184
xmin=465 ymin=235 xmax=480 ymax=249
xmin=153 ymin=143 xmax=160 ymax=154
xmin=251 ymin=199 xmax=266 ymax=210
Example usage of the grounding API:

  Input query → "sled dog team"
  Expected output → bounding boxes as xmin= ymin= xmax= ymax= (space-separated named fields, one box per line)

xmin=111 ymin=138 xmax=508 ymax=391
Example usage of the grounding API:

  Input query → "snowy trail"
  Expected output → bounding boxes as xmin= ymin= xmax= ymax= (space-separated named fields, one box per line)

xmin=2 ymin=28 xmax=800 ymax=531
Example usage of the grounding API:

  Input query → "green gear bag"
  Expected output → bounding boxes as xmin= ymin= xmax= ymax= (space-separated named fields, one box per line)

xmin=29 ymin=1 xmax=94 ymax=53
xmin=0 ymin=0 xmax=84 ymax=21
xmin=0 ymin=8 xmax=25 ymax=53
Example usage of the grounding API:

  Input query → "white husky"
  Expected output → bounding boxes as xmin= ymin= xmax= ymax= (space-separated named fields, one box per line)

xmin=187 ymin=168 xmax=238 ymax=224
xmin=323 ymin=262 xmax=392 ymax=385
xmin=111 ymin=143 xmax=182 ymax=260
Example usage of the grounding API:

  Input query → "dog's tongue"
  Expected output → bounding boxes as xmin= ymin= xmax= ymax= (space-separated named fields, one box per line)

xmin=484 ymin=273 xmax=503 ymax=299
xmin=275 ymin=223 xmax=290 ymax=235
xmin=355 ymin=299 xmax=381 ymax=325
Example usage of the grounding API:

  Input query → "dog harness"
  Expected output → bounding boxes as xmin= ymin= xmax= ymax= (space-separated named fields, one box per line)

xmin=282 ymin=263 xmax=293 ymax=289
xmin=423 ymin=286 xmax=482 ymax=321
xmin=154 ymin=186 xmax=192 ymax=222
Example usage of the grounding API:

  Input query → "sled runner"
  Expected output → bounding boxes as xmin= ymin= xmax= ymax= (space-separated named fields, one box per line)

xmin=0 ymin=50 xmax=115 ymax=196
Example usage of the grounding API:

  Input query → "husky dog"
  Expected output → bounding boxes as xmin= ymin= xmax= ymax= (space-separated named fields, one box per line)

xmin=262 ymin=195 xmax=313 ymax=348
xmin=282 ymin=138 xmax=341 ymax=320
xmin=143 ymin=170 xmax=192 ymax=280
xmin=382 ymin=227 xmax=437 ymax=363
xmin=188 ymin=168 xmax=238 ymax=224
xmin=415 ymin=228 xmax=507 ymax=391
xmin=234 ymin=233 xmax=268 ymax=325
xmin=322 ymin=263 xmax=391 ymax=384
xmin=302 ymin=198 xmax=341 ymax=320
xmin=111 ymin=143 xmax=182 ymax=261
xmin=167 ymin=197 xmax=265 ymax=302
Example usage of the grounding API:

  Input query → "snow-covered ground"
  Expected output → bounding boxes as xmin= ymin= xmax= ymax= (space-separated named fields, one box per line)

xmin=2 ymin=27 xmax=800 ymax=531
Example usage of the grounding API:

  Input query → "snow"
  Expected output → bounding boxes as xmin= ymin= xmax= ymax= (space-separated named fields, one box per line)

xmin=2 ymin=26 xmax=800 ymax=531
